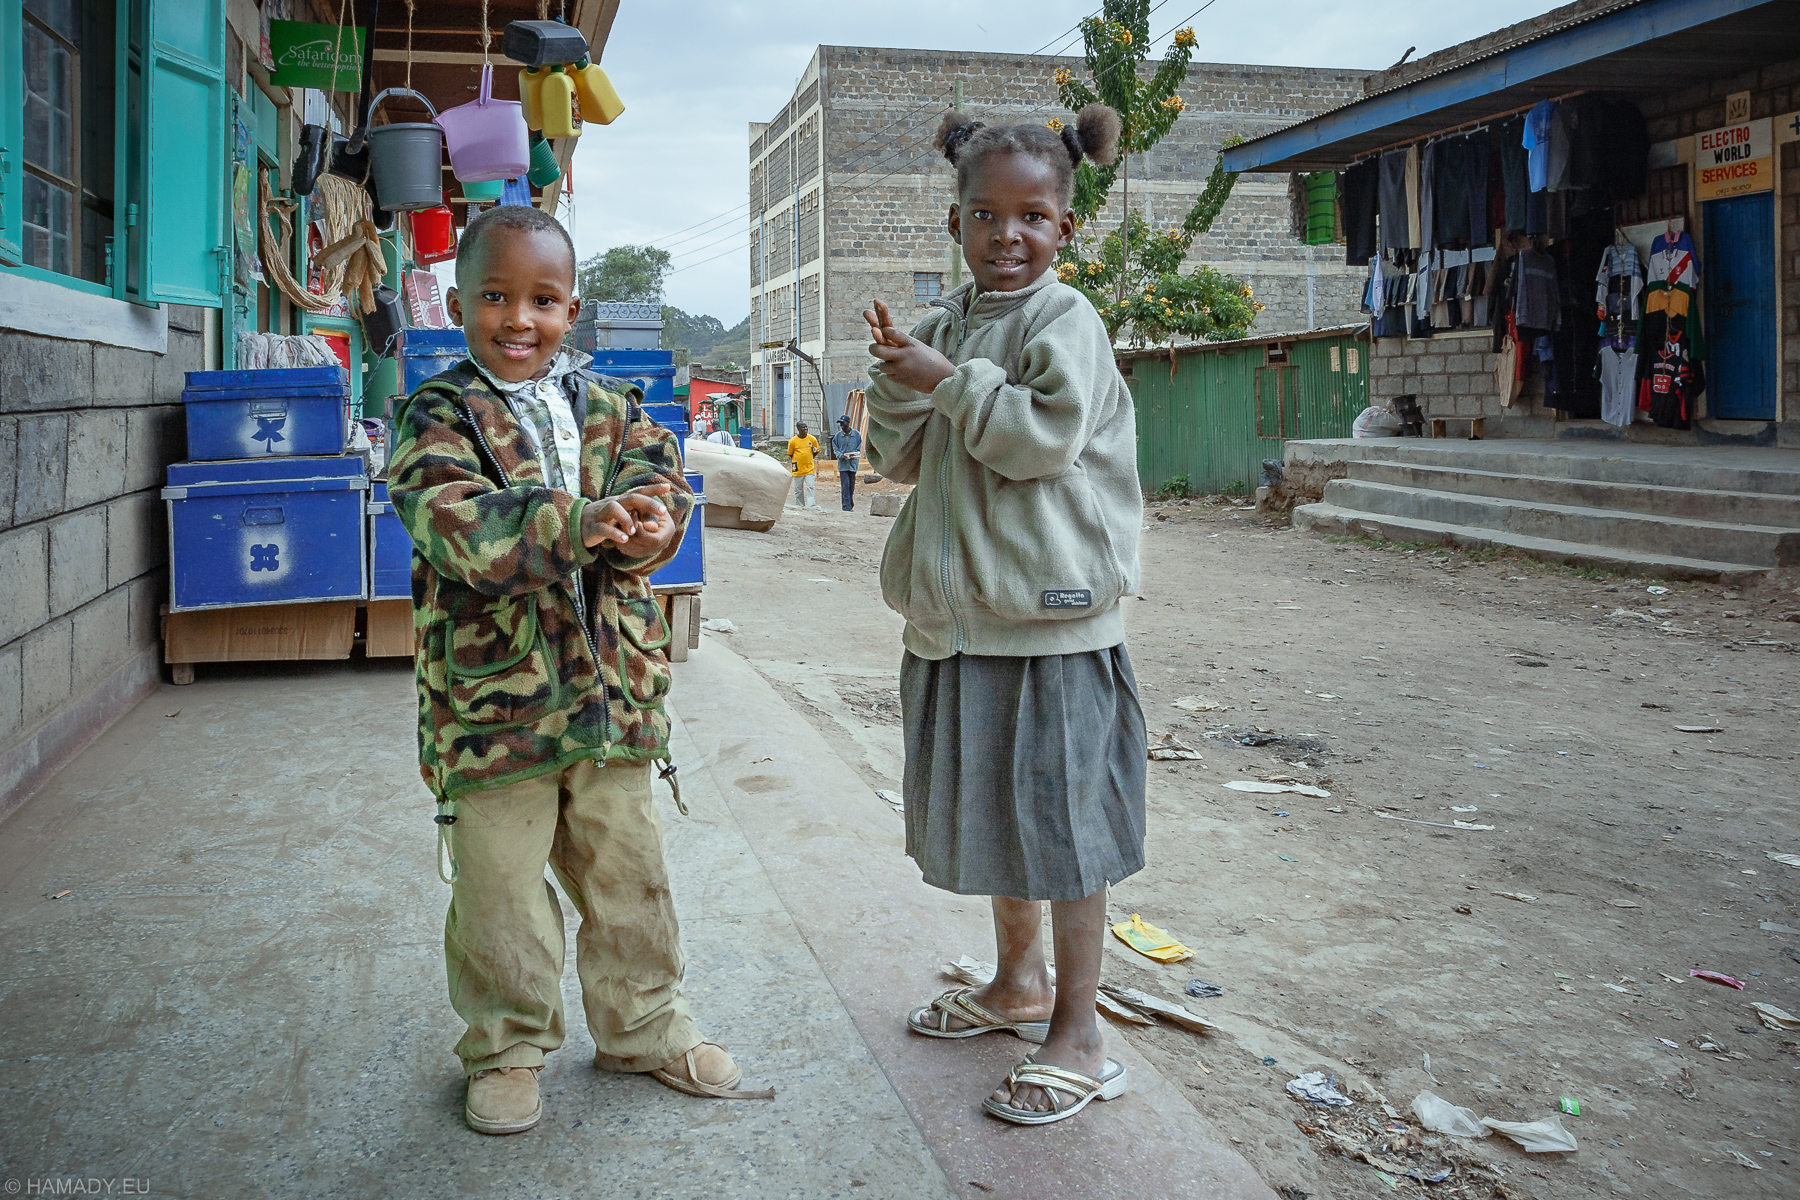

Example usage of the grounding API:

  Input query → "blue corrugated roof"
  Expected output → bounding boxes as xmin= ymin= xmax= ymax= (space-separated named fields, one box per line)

xmin=1223 ymin=0 xmax=1796 ymax=173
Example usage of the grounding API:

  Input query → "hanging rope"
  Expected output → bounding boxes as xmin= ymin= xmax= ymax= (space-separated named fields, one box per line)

xmin=480 ymin=0 xmax=491 ymax=66
xmin=404 ymin=0 xmax=415 ymax=94
xmin=258 ymin=173 xmax=385 ymax=314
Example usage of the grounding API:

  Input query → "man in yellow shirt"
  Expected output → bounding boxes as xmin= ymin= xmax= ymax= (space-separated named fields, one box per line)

xmin=786 ymin=422 xmax=823 ymax=510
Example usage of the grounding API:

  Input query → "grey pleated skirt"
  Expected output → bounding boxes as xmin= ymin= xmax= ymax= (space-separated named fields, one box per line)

xmin=900 ymin=646 xmax=1147 ymax=902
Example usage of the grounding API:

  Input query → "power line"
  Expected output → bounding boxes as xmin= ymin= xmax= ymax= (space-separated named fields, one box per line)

xmin=667 ymin=220 xmax=753 ymax=264
xmin=666 ymin=238 xmax=751 ymax=277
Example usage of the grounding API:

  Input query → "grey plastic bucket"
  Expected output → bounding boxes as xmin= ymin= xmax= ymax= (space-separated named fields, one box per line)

xmin=365 ymin=88 xmax=443 ymax=212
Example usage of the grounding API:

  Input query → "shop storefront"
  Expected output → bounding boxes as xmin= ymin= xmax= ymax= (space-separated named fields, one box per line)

xmin=1223 ymin=0 xmax=1800 ymax=447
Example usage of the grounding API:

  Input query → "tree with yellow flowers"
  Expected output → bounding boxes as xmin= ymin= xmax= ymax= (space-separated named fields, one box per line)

xmin=1050 ymin=1 xmax=1262 ymax=346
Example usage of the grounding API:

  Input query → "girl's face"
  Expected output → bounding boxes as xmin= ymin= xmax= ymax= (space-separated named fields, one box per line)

xmin=948 ymin=151 xmax=1075 ymax=293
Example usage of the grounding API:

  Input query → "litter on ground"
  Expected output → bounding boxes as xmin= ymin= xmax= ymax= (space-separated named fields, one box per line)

xmin=1148 ymin=732 xmax=1204 ymax=761
xmin=1169 ymin=695 xmax=1225 ymax=711
xmin=1111 ymin=913 xmax=1195 ymax=962
xmin=1224 ymin=780 xmax=1331 ymax=798
xmin=1287 ymin=1072 xmax=1353 ymax=1106
xmin=1689 ymin=970 xmax=1746 ymax=989
xmin=1750 ymin=1002 xmax=1800 ymax=1031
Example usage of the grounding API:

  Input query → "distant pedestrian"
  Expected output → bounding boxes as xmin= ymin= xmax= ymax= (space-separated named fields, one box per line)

xmin=864 ymin=104 xmax=1141 ymax=1127
xmin=706 ymin=426 xmax=733 ymax=446
xmin=386 ymin=204 xmax=771 ymax=1138
xmin=786 ymin=421 xmax=822 ymax=508
xmin=831 ymin=414 xmax=863 ymax=511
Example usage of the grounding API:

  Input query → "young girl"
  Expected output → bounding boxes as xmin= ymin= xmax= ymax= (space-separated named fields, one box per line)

xmin=862 ymin=104 xmax=1146 ymax=1126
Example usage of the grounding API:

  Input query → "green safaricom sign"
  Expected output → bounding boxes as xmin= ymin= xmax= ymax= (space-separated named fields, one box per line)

xmin=268 ymin=21 xmax=364 ymax=91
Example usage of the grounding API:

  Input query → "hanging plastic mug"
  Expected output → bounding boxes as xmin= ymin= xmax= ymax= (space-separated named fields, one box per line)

xmin=527 ymin=134 xmax=561 ymax=187
xmin=461 ymin=178 xmax=504 ymax=203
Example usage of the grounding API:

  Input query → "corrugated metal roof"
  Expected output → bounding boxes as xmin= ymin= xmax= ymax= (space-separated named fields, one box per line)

xmin=1114 ymin=323 xmax=1366 ymax=365
xmin=1223 ymin=0 xmax=1800 ymax=173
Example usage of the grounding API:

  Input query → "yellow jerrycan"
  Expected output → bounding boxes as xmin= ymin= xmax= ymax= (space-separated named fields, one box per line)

xmin=538 ymin=67 xmax=578 ymax=138
xmin=574 ymin=62 xmax=625 ymax=126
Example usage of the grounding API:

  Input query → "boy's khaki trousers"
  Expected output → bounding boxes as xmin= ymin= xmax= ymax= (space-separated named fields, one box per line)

xmin=444 ymin=758 xmax=701 ymax=1076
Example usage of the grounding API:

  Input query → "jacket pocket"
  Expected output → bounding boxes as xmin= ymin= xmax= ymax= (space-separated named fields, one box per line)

xmin=615 ymin=595 xmax=673 ymax=710
xmin=966 ymin=464 xmax=1127 ymax=622
xmin=445 ymin=594 xmax=563 ymax=728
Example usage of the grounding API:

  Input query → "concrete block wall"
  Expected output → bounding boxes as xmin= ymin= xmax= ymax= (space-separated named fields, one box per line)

xmin=0 ymin=306 xmax=203 ymax=809
xmin=1367 ymin=333 xmax=1555 ymax=437
xmin=775 ymin=45 xmax=1371 ymax=402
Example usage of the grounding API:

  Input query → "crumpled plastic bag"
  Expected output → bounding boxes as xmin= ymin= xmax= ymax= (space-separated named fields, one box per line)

xmin=1353 ymin=404 xmax=1402 ymax=438
xmin=1412 ymin=1091 xmax=1486 ymax=1138
xmin=1287 ymin=1072 xmax=1352 ymax=1106
xmin=1482 ymin=1115 xmax=1579 ymax=1153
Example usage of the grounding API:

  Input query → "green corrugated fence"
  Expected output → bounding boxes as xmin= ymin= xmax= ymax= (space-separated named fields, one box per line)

xmin=1126 ymin=331 xmax=1369 ymax=497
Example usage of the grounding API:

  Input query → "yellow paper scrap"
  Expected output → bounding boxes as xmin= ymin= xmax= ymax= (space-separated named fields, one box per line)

xmin=1111 ymin=913 xmax=1194 ymax=963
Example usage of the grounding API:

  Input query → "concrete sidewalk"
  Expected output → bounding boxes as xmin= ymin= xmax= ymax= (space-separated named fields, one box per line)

xmin=0 ymin=645 xmax=1274 ymax=1199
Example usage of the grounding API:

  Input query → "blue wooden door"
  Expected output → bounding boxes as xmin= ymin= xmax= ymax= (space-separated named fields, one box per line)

xmin=1702 ymin=192 xmax=1775 ymax=421
xmin=774 ymin=366 xmax=791 ymax=434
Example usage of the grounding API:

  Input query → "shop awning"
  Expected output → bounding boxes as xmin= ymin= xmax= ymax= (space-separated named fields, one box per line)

xmin=1222 ymin=0 xmax=1800 ymax=173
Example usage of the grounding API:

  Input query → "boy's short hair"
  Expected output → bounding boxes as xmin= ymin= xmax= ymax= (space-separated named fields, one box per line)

xmin=456 ymin=205 xmax=578 ymax=287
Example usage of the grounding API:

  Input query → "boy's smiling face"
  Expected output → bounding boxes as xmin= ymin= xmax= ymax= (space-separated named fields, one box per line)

xmin=947 ymin=150 xmax=1075 ymax=293
xmin=448 ymin=225 xmax=581 ymax=383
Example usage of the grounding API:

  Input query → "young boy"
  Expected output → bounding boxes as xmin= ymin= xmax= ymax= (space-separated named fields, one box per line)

xmin=387 ymin=205 xmax=769 ymax=1135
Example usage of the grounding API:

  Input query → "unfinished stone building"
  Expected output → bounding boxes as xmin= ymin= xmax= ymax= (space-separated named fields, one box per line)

xmin=746 ymin=44 xmax=1370 ymax=436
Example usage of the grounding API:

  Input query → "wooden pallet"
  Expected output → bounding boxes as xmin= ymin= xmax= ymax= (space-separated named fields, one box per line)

xmin=162 ymin=599 xmax=411 ymax=684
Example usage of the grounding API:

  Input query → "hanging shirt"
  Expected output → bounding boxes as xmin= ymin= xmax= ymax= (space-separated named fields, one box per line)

xmin=1598 ymin=345 xmax=1639 ymax=427
xmin=1512 ymin=247 xmax=1561 ymax=332
xmin=1647 ymin=231 xmax=1697 ymax=289
xmin=1595 ymin=242 xmax=1643 ymax=321
xmin=1522 ymin=100 xmax=1570 ymax=192
xmin=1642 ymin=341 xmax=1704 ymax=429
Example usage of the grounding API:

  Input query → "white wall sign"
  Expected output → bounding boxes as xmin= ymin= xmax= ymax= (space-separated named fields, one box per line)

xmin=1695 ymin=117 xmax=1772 ymax=200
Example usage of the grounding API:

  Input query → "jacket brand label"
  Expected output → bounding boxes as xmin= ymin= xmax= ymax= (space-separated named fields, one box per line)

xmin=1042 ymin=589 xmax=1093 ymax=609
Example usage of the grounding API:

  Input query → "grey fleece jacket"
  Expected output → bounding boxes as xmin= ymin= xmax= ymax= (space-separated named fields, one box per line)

xmin=865 ymin=271 xmax=1142 ymax=660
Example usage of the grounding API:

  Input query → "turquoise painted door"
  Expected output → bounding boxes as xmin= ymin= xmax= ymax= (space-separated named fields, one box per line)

xmin=1703 ymin=192 xmax=1776 ymax=421
xmin=141 ymin=0 xmax=227 ymax=306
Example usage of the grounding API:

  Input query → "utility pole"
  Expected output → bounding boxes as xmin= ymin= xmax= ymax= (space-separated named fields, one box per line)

xmin=949 ymin=80 xmax=963 ymax=292
xmin=792 ymin=133 xmax=801 ymax=431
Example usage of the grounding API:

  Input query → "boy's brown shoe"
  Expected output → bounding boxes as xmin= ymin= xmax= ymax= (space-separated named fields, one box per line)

xmin=464 ymin=1066 xmax=542 ymax=1134
xmin=644 ymin=1042 xmax=775 ymax=1100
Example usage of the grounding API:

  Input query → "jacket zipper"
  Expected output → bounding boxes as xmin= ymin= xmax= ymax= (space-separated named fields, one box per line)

xmin=459 ymin=399 xmax=609 ymax=745
xmin=935 ymin=308 xmax=966 ymax=654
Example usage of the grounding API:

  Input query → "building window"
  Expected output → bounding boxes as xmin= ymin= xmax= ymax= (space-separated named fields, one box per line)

xmin=914 ymin=272 xmax=942 ymax=301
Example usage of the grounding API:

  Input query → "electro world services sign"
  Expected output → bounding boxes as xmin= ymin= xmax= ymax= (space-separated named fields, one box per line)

xmin=1694 ymin=117 xmax=1771 ymax=201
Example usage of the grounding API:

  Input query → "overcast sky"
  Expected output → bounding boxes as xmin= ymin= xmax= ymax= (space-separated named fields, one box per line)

xmin=562 ymin=0 xmax=1566 ymax=325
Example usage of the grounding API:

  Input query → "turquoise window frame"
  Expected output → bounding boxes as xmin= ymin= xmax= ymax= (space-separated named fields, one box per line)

xmin=0 ymin=0 xmax=227 ymax=308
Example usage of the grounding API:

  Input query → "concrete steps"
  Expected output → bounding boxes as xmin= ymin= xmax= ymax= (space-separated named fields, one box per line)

xmin=1286 ymin=438 xmax=1800 ymax=580
xmin=1292 ymin=502 xmax=1773 ymax=582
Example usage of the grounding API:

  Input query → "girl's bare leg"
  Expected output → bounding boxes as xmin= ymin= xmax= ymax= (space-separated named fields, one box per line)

xmin=946 ymin=896 xmax=1054 ymax=1027
xmin=991 ymin=889 xmax=1107 ymax=1112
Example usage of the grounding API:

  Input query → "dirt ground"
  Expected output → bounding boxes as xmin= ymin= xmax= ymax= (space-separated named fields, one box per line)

xmin=698 ymin=478 xmax=1800 ymax=1200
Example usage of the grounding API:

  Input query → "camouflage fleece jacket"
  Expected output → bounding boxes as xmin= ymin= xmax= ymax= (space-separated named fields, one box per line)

xmin=387 ymin=359 xmax=693 ymax=802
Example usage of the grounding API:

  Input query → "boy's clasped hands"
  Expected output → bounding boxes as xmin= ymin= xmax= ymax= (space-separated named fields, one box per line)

xmin=580 ymin=481 xmax=676 ymax=553
xmin=865 ymin=300 xmax=957 ymax=394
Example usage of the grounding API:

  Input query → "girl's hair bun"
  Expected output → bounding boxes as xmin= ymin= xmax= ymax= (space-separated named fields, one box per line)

xmin=1074 ymin=103 xmax=1123 ymax=167
xmin=934 ymin=110 xmax=986 ymax=164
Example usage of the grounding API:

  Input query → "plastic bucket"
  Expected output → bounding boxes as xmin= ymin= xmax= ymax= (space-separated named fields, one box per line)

xmin=437 ymin=65 xmax=529 ymax=183
xmin=365 ymin=88 xmax=444 ymax=212
xmin=460 ymin=177 xmax=504 ymax=203
xmin=410 ymin=206 xmax=456 ymax=265
xmin=526 ymin=135 xmax=562 ymax=187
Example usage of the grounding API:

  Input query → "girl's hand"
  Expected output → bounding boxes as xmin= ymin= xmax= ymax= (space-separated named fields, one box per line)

xmin=865 ymin=301 xmax=956 ymax=393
